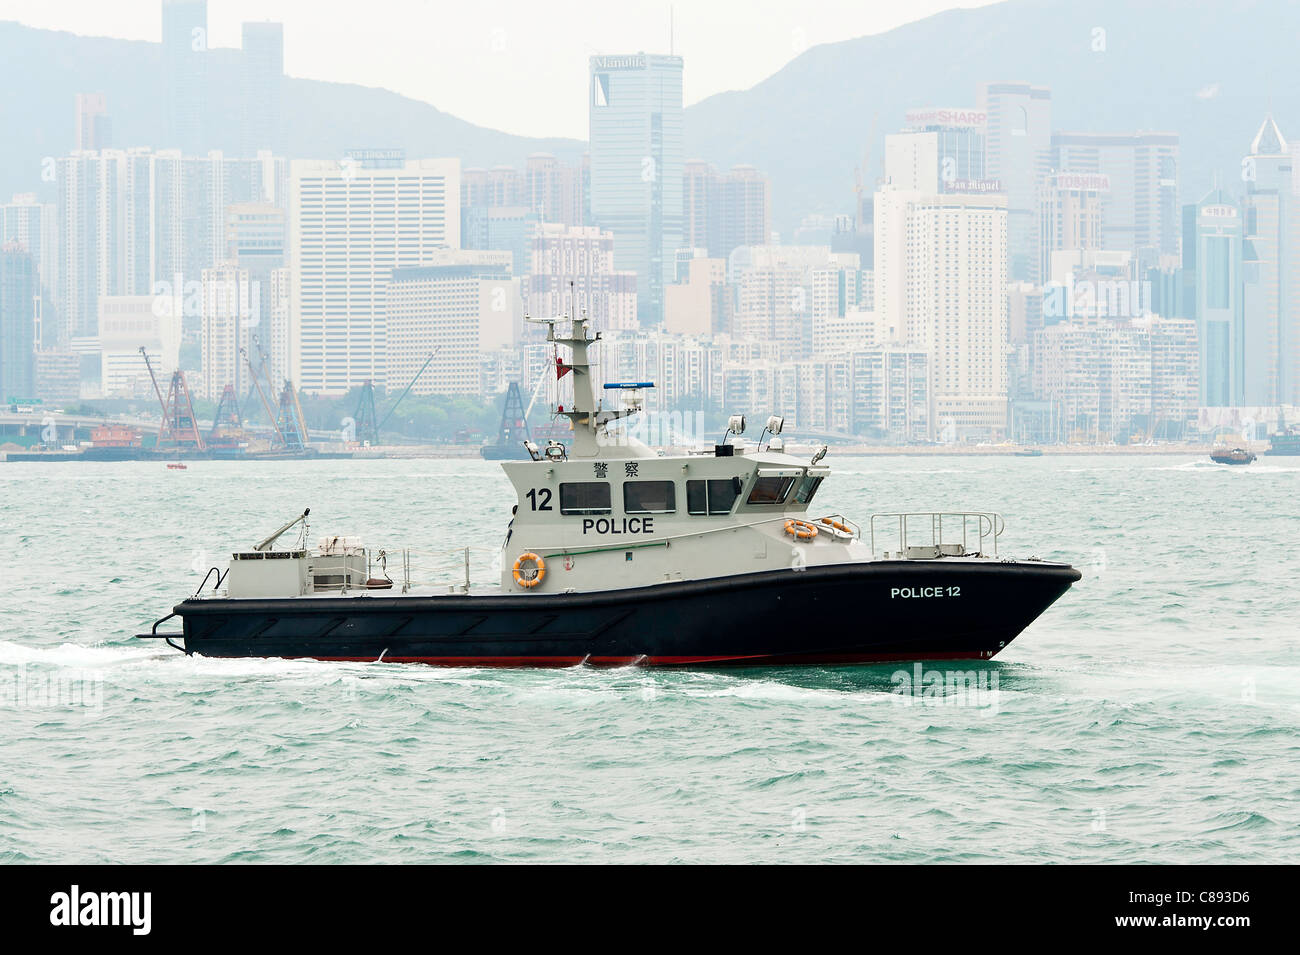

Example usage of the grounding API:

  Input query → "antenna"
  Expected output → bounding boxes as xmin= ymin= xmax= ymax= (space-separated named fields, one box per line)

xmin=670 ymin=5 xmax=674 ymax=55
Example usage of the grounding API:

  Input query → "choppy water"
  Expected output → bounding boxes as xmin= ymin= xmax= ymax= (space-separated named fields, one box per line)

xmin=1 ymin=454 xmax=1298 ymax=863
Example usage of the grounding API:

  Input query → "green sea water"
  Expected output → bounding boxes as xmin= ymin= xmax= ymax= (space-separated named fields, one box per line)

xmin=1 ymin=454 xmax=1297 ymax=863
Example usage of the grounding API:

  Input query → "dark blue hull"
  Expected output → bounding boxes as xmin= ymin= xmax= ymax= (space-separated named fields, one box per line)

xmin=166 ymin=560 xmax=1081 ymax=667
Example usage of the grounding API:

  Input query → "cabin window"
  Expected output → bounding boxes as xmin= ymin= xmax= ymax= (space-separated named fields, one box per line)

xmin=686 ymin=478 xmax=740 ymax=515
xmin=794 ymin=474 xmax=823 ymax=505
xmin=559 ymin=482 xmax=611 ymax=515
xmin=624 ymin=480 xmax=676 ymax=514
xmin=746 ymin=475 xmax=795 ymax=505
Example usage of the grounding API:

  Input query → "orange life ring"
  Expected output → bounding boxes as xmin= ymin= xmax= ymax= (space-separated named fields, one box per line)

xmin=784 ymin=519 xmax=818 ymax=540
xmin=512 ymin=552 xmax=545 ymax=588
xmin=819 ymin=517 xmax=852 ymax=534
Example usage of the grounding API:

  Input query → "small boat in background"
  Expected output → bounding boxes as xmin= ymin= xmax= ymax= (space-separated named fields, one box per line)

xmin=166 ymin=462 xmax=188 ymax=470
xmin=1013 ymin=448 xmax=1043 ymax=457
xmin=1210 ymin=447 xmax=1256 ymax=466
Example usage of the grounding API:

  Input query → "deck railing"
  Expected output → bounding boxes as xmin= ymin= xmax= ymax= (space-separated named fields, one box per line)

xmin=868 ymin=511 xmax=1003 ymax=559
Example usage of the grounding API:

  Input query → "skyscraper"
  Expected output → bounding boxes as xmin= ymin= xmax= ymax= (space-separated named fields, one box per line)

xmin=1 ymin=194 xmax=57 ymax=347
xmin=1240 ymin=115 xmax=1300 ymax=406
xmin=588 ymin=53 xmax=684 ymax=326
xmin=162 ymin=0 xmax=208 ymax=154
xmin=977 ymin=82 xmax=1050 ymax=283
xmin=240 ymin=22 xmax=284 ymax=157
xmin=1183 ymin=189 xmax=1244 ymax=406
xmin=288 ymin=156 xmax=460 ymax=393
xmin=885 ymin=108 xmax=988 ymax=192
xmin=1050 ymin=131 xmax=1180 ymax=269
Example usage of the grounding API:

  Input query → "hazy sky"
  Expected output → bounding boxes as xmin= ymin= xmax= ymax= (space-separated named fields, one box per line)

xmin=0 ymin=0 xmax=999 ymax=139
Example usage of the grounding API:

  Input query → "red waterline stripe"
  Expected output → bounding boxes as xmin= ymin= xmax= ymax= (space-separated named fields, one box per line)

xmin=255 ymin=650 xmax=997 ymax=667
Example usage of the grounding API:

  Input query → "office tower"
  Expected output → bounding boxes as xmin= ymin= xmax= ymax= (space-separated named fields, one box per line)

xmin=527 ymin=223 xmax=638 ymax=333
xmin=1 ymin=194 xmax=57 ymax=347
xmin=162 ymin=0 xmax=208 ymax=154
xmin=682 ymin=162 xmax=771 ymax=262
xmin=1240 ymin=115 xmax=1300 ymax=406
xmin=525 ymin=153 xmax=587 ymax=226
xmin=240 ymin=22 xmax=284 ymax=156
xmin=589 ymin=53 xmax=684 ymax=325
xmin=385 ymin=250 xmax=521 ymax=398
xmin=98 ymin=295 xmax=180 ymax=397
xmin=876 ymin=187 xmax=1009 ymax=434
xmin=885 ymin=108 xmax=987 ymax=192
xmin=1050 ymin=131 xmax=1180 ymax=269
xmin=977 ymin=82 xmax=1050 ymax=283
xmin=201 ymin=263 xmax=256 ymax=400
xmin=288 ymin=157 xmax=460 ymax=393
xmin=75 ymin=93 xmax=112 ymax=150
xmin=0 ymin=245 xmax=36 ymax=401
xmin=1181 ymin=189 xmax=1245 ymax=406
xmin=1038 ymin=173 xmax=1106 ymax=281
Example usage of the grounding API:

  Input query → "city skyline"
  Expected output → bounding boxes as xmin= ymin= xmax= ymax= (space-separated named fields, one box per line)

xmin=2 ymin=0 xmax=1299 ymax=452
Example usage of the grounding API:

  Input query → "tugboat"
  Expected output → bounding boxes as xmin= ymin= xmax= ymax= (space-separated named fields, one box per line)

xmin=1209 ymin=446 xmax=1256 ymax=466
xmin=139 ymin=314 xmax=1081 ymax=667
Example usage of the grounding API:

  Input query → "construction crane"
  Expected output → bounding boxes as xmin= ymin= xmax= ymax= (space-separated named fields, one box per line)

xmin=208 ymin=384 xmax=246 ymax=449
xmin=241 ymin=346 xmax=285 ymax=447
xmin=376 ymin=349 xmax=440 ymax=435
xmin=352 ymin=381 xmax=379 ymax=446
xmin=275 ymin=381 xmax=309 ymax=452
xmin=139 ymin=347 xmax=204 ymax=451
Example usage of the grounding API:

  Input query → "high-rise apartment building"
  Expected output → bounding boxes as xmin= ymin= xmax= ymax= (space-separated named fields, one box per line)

xmin=682 ymin=162 xmax=771 ymax=261
xmin=288 ymin=157 xmax=460 ymax=393
xmin=589 ymin=53 xmax=684 ymax=325
xmin=876 ymin=187 xmax=1009 ymax=434
xmin=977 ymin=82 xmax=1050 ymax=283
xmin=200 ymin=263 xmax=256 ymax=400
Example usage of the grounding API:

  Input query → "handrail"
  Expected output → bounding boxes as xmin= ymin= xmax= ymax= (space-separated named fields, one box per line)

xmin=868 ymin=511 xmax=1003 ymax=558
xmin=192 ymin=565 xmax=228 ymax=598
